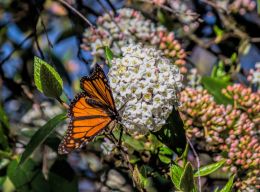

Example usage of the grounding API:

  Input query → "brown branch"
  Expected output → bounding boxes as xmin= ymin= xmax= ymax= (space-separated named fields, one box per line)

xmin=201 ymin=0 xmax=249 ymax=40
xmin=105 ymin=132 xmax=141 ymax=190
xmin=139 ymin=0 xmax=200 ymax=19
xmin=57 ymin=0 xmax=95 ymax=29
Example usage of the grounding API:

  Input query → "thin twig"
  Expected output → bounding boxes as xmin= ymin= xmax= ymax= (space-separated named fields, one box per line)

xmin=139 ymin=0 xmax=200 ymax=18
xmin=33 ymin=0 xmax=53 ymax=49
xmin=79 ymin=1 xmax=100 ymax=17
xmin=57 ymin=0 xmax=95 ymax=29
xmin=62 ymin=90 xmax=71 ymax=102
xmin=251 ymin=37 xmax=260 ymax=42
xmin=56 ymin=97 xmax=70 ymax=109
xmin=201 ymin=0 xmax=226 ymax=12
xmin=21 ymin=84 xmax=46 ymax=117
xmin=0 ymin=33 xmax=34 ymax=65
xmin=39 ymin=16 xmax=53 ymax=48
xmin=42 ymin=145 xmax=49 ymax=179
xmin=34 ymin=29 xmax=45 ymax=59
xmin=186 ymin=136 xmax=201 ymax=192
xmin=105 ymin=0 xmax=117 ymax=15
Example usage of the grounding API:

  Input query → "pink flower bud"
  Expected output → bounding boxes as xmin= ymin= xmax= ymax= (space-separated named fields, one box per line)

xmin=230 ymin=166 xmax=237 ymax=173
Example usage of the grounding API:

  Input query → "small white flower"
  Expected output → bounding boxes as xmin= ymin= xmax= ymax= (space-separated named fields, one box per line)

xmin=100 ymin=138 xmax=115 ymax=155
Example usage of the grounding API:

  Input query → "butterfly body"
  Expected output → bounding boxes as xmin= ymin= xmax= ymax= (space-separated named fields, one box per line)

xmin=85 ymin=97 xmax=120 ymax=122
xmin=58 ymin=65 xmax=119 ymax=154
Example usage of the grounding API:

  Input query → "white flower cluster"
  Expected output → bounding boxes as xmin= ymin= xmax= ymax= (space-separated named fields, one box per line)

xmin=108 ymin=44 xmax=182 ymax=134
xmin=247 ymin=63 xmax=260 ymax=90
xmin=187 ymin=68 xmax=203 ymax=90
xmin=81 ymin=8 xmax=186 ymax=71
xmin=82 ymin=8 xmax=159 ymax=56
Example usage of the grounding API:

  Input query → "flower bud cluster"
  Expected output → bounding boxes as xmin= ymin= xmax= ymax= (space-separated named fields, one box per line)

xmin=180 ymin=88 xmax=227 ymax=149
xmin=229 ymin=0 xmax=256 ymax=15
xmin=108 ymin=44 xmax=182 ymax=134
xmin=81 ymin=8 xmax=186 ymax=72
xmin=180 ymin=86 xmax=260 ymax=190
xmin=247 ymin=63 xmax=260 ymax=90
xmin=222 ymin=84 xmax=260 ymax=121
xmin=152 ymin=0 xmax=166 ymax=6
xmin=167 ymin=0 xmax=199 ymax=33
xmin=235 ymin=169 xmax=260 ymax=190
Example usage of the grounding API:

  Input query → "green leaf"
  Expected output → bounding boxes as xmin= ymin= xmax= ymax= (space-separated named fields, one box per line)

xmin=133 ymin=165 xmax=151 ymax=189
xmin=220 ymin=174 xmax=235 ymax=192
xmin=46 ymin=51 xmax=72 ymax=85
xmin=230 ymin=53 xmax=237 ymax=64
xmin=257 ymin=0 xmax=260 ymax=15
xmin=0 ymin=105 xmax=9 ymax=128
xmin=153 ymin=109 xmax=186 ymax=156
xmin=0 ymin=105 xmax=10 ymax=151
xmin=8 ymin=158 xmax=50 ymax=191
xmin=0 ymin=125 xmax=9 ymax=151
xmin=211 ymin=61 xmax=230 ymax=82
xmin=148 ymin=134 xmax=162 ymax=149
xmin=34 ymin=56 xmax=63 ymax=98
xmin=157 ymin=9 xmax=166 ymax=24
xmin=7 ymin=158 xmax=35 ymax=189
xmin=2 ymin=177 xmax=15 ymax=192
xmin=44 ymin=135 xmax=61 ymax=151
xmin=140 ymin=165 xmax=153 ymax=177
xmin=213 ymin=25 xmax=224 ymax=37
xmin=159 ymin=146 xmax=173 ymax=156
xmin=156 ymin=9 xmax=172 ymax=29
xmin=113 ymin=130 xmax=144 ymax=151
xmin=180 ymin=162 xmax=195 ymax=192
xmin=201 ymin=77 xmax=233 ymax=105
xmin=19 ymin=113 xmax=66 ymax=165
xmin=0 ymin=158 xmax=10 ymax=170
xmin=158 ymin=154 xmax=171 ymax=164
xmin=194 ymin=160 xmax=226 ymax=177
xmin=104 ymin=46 xmax=114 ymax=68
xmin=30 ymin=171 xmax=50 ymax=192
xmin=170 ymin=164 xmax=184 ymax=190
xmin=129 ymin=155 xmax=140 ymax=164
xmin=49 ymin=159 xmax=78 ymax=192
xmin=0 ymin=176 xmax=5 ymax=186
xmin=158 ymin=146 xmax=173 ymax=164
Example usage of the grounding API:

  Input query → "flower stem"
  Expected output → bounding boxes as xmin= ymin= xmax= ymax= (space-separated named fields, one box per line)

xmin=56 ymin=97 xmax=69 ymax=109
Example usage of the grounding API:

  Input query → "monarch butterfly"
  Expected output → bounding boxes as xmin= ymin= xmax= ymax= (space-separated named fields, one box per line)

xmin=58 ymin=65 xmax=120 ymax=154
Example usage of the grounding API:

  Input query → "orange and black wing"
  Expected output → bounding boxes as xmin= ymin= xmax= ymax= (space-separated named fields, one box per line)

xmin=58 ymin=92 xmax=113 ymax=154
xmin=80 ymin=65 xmax=116 ymax=111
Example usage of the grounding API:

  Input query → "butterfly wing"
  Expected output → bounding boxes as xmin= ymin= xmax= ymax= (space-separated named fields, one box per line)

xmin=80 ymin=65 xmax=117 ymax=112
xmin=58 ymin=92 xmax=113 ymax=154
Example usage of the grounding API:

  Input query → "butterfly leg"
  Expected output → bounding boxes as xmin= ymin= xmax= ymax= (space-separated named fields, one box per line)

xmin=118 ymin=126 xmax=123 ymax=147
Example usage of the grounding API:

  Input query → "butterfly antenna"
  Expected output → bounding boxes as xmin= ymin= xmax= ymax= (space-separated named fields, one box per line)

xmin=118 ymin=95 xmax=143 ymax=114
